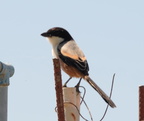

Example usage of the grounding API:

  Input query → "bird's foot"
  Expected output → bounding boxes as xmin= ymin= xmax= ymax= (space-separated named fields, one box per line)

xmin=63 ymin=84 xmax=67 ymax=87
xmin=75 ymin=84 xmax=81 ymax=93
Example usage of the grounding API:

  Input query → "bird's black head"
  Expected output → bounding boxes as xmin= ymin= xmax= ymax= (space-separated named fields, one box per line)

xmin=41 ymin=27 xmax=73 ymax=40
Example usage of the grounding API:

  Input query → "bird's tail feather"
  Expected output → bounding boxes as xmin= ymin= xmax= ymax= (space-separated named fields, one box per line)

xmin=84 ymin=76 xmax=116 ymax=108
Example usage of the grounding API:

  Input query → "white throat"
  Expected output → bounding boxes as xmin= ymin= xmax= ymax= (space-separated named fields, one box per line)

xmin=47 ymin=36 xmax=64 ymax=58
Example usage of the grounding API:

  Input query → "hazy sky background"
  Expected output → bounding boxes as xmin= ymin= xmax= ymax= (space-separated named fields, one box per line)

xmin=1 ymin=0 xmax=144 ymax=121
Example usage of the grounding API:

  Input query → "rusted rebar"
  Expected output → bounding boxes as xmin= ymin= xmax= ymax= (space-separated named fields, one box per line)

xmin=53 ymin=59 xmax=65 ymax=121
xmin=139 ymin=86 xmax=144 ymax=121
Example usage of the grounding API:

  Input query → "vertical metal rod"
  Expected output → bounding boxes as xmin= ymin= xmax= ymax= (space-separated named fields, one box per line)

xmin=53 ymin=59 xmax=65 ymax=121
xmin=139 ymin=86 xmax=144 ymax=121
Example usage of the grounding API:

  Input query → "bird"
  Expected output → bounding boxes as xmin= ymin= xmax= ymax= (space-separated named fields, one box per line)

xmin=41 ymin=27 xmax=116 ymax=108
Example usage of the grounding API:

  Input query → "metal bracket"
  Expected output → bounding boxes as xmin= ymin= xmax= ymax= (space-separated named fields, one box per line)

xmin=0 ymin=62 xmax=14 ymax=86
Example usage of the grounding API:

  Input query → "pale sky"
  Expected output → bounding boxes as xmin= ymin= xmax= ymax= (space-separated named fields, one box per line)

xmin=1 ymin=0 xmax=144 ymax=121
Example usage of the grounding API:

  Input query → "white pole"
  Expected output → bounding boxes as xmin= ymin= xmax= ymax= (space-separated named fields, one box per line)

xmin=63 ymin=87 xmax=80 ymax=121
xmin=0 ymin=62 xmax=14 ymax=121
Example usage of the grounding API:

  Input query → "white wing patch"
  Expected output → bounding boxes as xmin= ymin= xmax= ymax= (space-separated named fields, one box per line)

xmin=61 ymin=41 xmax=86 ymax=61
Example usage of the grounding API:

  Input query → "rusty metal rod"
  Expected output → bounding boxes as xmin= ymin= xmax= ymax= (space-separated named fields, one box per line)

xmin=53 ymin=59 xmax=65 ymax=121
xmin=139 ymin=86 xmax=144 ymax=121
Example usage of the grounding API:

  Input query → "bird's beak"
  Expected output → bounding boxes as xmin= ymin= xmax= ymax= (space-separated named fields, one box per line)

xmin=41 ymin=32 xmax=48 ymax=37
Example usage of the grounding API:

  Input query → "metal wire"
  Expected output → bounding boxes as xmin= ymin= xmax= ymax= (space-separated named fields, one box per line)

xmin=79 ymin=86 xmax=93 ymax=121
xmin=55 ymin=74 xmax=116 ymax=121
xmin=64 ymin=102 xmax=89 ymax=121
xmin=100 ymin=73 xmax=116 ymax=121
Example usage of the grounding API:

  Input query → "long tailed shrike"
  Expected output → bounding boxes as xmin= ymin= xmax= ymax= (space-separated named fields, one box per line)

xmin=41 ymin=27 xmax=116 ymax=108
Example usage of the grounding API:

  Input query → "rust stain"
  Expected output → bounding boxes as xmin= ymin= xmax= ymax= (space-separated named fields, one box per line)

xmin=71 ymin=113 xmax=76 ymax=121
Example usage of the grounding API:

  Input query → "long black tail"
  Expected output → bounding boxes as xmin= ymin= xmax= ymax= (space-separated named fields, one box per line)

xmin=84 ymin=76 xmax=116 ymax=108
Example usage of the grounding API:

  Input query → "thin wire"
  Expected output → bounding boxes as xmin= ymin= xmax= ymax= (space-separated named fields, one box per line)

xmin=79 ymin=86 xmax=93 ymax=121
xmin=55 ymin=107 xmax=58 ymax=112
xmin=100 ymin=73 xmax=116 ymax=121
xmin=81 ymin=96 xmax=94 ymax=121
xmin=55 ymin=74 xmax=115 ymax=121
xmin=62 ymin=86 xmax=94 ymax=121
xmin=55 ymin=102 xmax=89 ymax=121
xmin=79 ymin=86 xmax=86 ymax=105
xmin=55 ymin=101 xmax=89 ymax=121
xmin=64 ymin=102 xmax=89 ymax=121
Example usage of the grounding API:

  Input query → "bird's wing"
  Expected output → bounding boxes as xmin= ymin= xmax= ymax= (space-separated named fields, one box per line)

xmin=58 ymin=40 xmax=89 ymax=75
xmin=61 ymin=41 xmax=86 ymax=60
